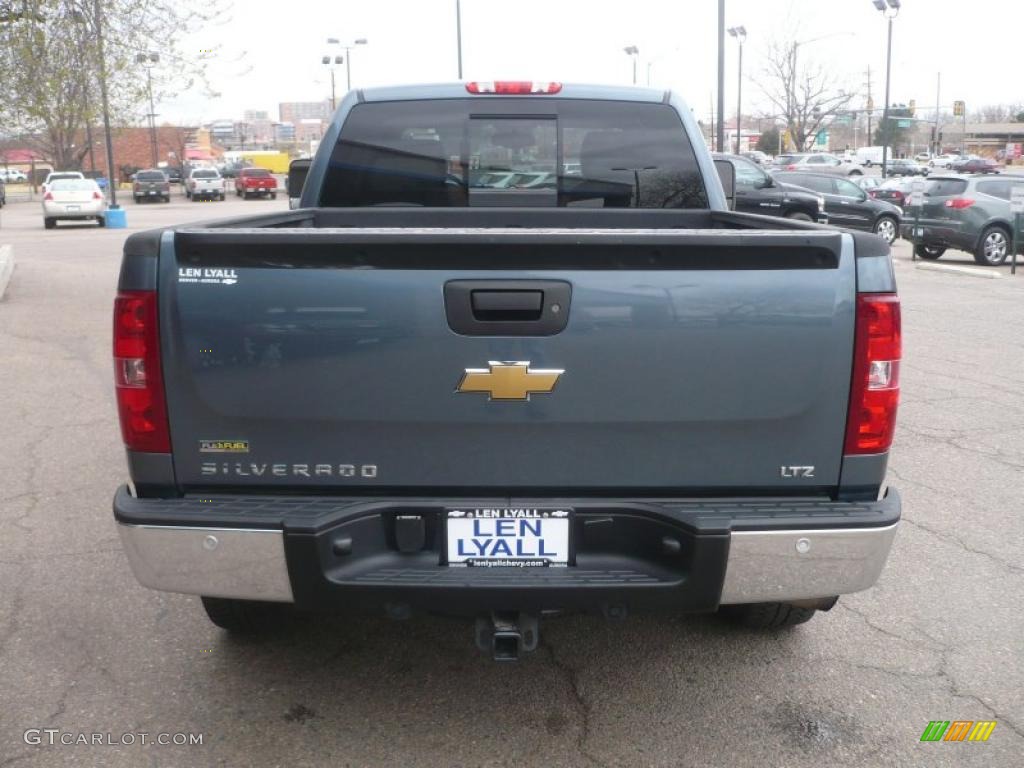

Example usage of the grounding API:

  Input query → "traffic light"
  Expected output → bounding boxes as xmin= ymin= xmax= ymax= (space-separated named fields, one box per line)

xmin=953 ymin=100 xmax=965 ymax=117
xmin=908 ymin=99 xmax=916 ymax=116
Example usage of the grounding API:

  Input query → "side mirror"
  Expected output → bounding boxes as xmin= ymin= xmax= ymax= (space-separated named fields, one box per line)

xmin=713 ymin=158 xmax=736 ymax=210
xmin=288 ymin=158 xmax=312 ymax=209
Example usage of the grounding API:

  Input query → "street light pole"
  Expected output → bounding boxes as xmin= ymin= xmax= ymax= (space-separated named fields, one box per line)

xmin=623 ymin=45 xmax=639 ymax=85
xmin=456 ymin=0 xmax=463 ymax=79
xmin=326 ymin=38 xmax=367 ymax=95
xmin=135 ymin=53 xmax=159 ymax=167
xmin=716 ymin=0 xmax=725 ymax=154
xmin=728 ymin=26 xmax=747 ymax=154
xmin=322 ymin=55 xmax=342 ymax=111
xmin=872 ymin=0 xmax=901 ymax=178
xmin=93 ymin=0 xmax=118 ymax=206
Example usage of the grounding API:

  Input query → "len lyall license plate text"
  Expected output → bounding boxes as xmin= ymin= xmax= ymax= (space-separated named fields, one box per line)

xmin=447 ymin=508 xmax=570 ymax=567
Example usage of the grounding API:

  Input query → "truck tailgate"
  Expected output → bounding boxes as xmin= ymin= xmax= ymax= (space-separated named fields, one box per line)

xmin=160 ymin=228 xmax=855 ymax=491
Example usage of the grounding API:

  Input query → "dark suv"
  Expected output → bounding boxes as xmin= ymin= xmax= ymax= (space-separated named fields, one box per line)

xmin=714 ymin=153 xmax=826 ymax=223
xmin=901 ymin=175 xmax=1024 ymax=265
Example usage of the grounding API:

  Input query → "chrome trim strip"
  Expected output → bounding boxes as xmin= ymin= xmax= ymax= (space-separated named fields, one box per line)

xmin=117 ymin=524 xmax=294 ymax=603
xmin=719 ymin=523 xmax=899 ymax=604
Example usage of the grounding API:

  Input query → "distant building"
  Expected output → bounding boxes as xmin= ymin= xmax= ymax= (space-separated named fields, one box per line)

xmin=278 ymin=100 xmax=331 ymax=124
xmin=275 ymin=122 xmax=296 ymax=142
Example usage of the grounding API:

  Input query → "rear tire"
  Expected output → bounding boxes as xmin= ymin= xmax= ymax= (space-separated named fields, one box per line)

xmin=271 ymin=192 xmax=277 ymax=200
xmin=785 ymin=211 xmax=814 ymax=222
xmin=97 ymin=217 xmax=106 ymax=228
xmin=848 ymin=169 xmax=862 ymax=176
xmin=219 ymin=193 xmax=225 ymax=201
xmin=719 ymin=601 xmax=824 ymax=629
xmin=914 ymin=244 xmax=945 ymax=260
xmin=200 ymin=596 xmax=287 ymax=634
xmin=44 ymin=217 xmax=55 ymax=229
xmin=974 ymin=225 xmax=1010 ymax=266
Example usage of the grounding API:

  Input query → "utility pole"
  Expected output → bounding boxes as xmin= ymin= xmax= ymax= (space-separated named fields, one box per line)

xmin=456 ymin=0 xmax=463 ymax=78
xmin=93 ymin=0 xmax=118 ymax=206
xmin=716 ymin=0 xmax=725 ymax=154
xmin=865 ymin=66 xmax=873 ymax=147
xmin=933 ymin=72 xmax=941 ymax=156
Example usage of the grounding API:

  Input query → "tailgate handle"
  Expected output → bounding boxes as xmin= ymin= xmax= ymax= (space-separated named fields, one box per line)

xmin=445 ymin=280 xmax=571 ymax=336
xmin=471 ymin=290 xmax=543 ymax=321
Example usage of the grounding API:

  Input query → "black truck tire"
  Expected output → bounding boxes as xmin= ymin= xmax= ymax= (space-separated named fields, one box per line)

xmin=719 ymin=601 xmax=824 ymax=629
xmin=200 ymin=596 xmax=286 ymax=633
xmin=786 ymin=211 xmax=814 ymax=222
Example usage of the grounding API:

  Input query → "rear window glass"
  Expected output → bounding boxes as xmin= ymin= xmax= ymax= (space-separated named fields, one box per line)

xmin=781 ymin=174 xmax=832 ymax=194
xmin=244 ymin=169 xmax=270 ymax=177
xmin=925 ymin=179 xmax=967 ymax=197
xmin=137 ymin=172 xmax=166 ymax=181
xmin=50 ymin=180 xmax=96 ymax=191
xmin=192 ymin=170 xmax=219 ymax=179
xmin=319 ymin=99 xmax=709 ymax=209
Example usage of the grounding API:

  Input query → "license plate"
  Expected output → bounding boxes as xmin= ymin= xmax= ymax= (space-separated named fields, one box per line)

xmin=66 ymin=205 xmax=80 ymax=211
xmin=148 ymin=190 xmax=156 ymax=195
xmin=446 ymin=508 xmax=570 ymax=567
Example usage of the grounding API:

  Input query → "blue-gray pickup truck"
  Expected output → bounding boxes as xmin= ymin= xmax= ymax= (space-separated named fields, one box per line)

xmin=112 ymin=82 xmax=901 ymax=660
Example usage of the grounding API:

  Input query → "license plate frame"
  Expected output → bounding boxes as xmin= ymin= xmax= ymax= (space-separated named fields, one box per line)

xmin=444 ymin=507 xmax=572 ymax=567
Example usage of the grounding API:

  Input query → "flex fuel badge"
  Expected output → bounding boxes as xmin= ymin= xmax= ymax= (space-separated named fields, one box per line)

xmin=178 ymin=267 xmax=238 ymax=285
xmin=199 ymin=440 xmax=249 ymax=453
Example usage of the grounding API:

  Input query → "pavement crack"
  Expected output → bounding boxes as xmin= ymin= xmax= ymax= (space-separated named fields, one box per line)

xmin=900 ymin=516 xmax=1024 ymax=575
xmin=542 ymin=637 xmax=606 ymax=768
xmin=838 ymin=602 xmax=943 ymax=650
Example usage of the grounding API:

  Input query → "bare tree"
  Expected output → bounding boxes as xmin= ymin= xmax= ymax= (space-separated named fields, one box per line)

xmin=971 ymin=104 xmax=1024 ymax=123
xmin=758 ymin=39 xmax=855 ymax=152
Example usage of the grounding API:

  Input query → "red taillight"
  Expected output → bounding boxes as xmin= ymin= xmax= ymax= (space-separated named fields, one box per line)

xmin=93 ymin=191 xmax=102 ymax=200
xmin=844 ymin=294 xmax=901 ymax=455
xmin=785 ymin=164 xmax=797 ymax=170
xmin=43 ymin=192 xmax=53 ymax=201
xmin=466 ymin=81 xmax=562 ymax=95
xmin=944 ymin=197 xmax=974 ymax=209
xmin=113 ymin=290 xmax=170 ymax=453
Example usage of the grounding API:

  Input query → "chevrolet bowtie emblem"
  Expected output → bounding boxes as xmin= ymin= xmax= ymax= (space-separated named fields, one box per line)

xmin=457 ymin=361 xmax=564 ymax=401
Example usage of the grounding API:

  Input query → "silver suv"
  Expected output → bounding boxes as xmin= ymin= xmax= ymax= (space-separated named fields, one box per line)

xmin=776 ymin=153 xmax=864 ymax=177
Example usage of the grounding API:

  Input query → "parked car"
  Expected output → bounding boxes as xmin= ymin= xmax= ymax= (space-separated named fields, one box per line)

xmin=769 ymin=153 xmax=806 ymax=169
xmin=185 ymin=168 xmax=225 ymax=201
xmin=854 ymin=176 xmax=884 ymax=194
xmin=112 ymin=82 xmax=903 ymax=654
xmin=929 ymin=154 xmax=961 ymax=169
xmin=42 ymin=178 xmax=107 ymax=228
xmin=713 ymin=153 xmax=826 ymax=222
xmin=886 ymin=159 xmax=927 ymax=177
xmin=914 ymin=152 xmax=933 ymax=163
xmin=776 ymin=152 xmax=863 ymax=177
xmin=163 ymin=166 xmax=184 ymax=184
xmin=0 ymin=168 xmax=28 ymax=182
xmin=0 ymin=176 xmax=5 ymax=208
xmin=132 ymin=169 xmax=171 ymax=203
xmin=42 ymin=171 xmax=85 ymax=193
xmin=235 ymin=167 xmax=278 ymax=199
xmin=949 ymin=156 xmax=1001 ymax=174
xmin=901 ymin=175 xmax=1024 ymax=265
xmin=741 ymin=150 xmax=771 ymax=166
xmin=219 ymin=163 xmax=246 ymax=178
xmin=873 ymin=178 xmax=917 ymax=209
xmin=773 ymin=171 xmax=902 ymax=243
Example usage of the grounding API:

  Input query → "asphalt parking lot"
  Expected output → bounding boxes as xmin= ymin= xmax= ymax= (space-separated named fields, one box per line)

xmin=0 ymin=193 xmax=1022 ymax=767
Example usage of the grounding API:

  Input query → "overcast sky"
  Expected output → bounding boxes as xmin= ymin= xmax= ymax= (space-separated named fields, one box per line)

xmin=162 ymin=0 xmax=1019 ymax=125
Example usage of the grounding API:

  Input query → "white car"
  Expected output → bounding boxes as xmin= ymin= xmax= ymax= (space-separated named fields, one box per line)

xmin=928 ymin=154 xmax=960 ymax=169
xmin=914 ymin=152 xmax=932 ymax=163
xmin=0 ymin=168 xmax=28 ymax=182
xmin=782 ymin=153 xmax=864 ymax=177
xmin=42 ymin=178 xmax=107 ymax=229
xmin=42 ymin=170 xmax=85 ymax=193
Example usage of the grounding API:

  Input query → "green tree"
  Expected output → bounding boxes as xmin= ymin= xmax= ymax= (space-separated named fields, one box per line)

xmin=0 ymin=0 xmax=225 ymax=168
xmin=873 ymin=106 xmax=913 ymax=154
xmin=756 ymin=126 xmax=781 ymax=154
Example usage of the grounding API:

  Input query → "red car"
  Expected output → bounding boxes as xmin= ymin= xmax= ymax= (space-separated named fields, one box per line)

xmin=234 ymin=168 xmax=278 ymax=199
xmin=949 ymin=157 xmax=1001 ymax=174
